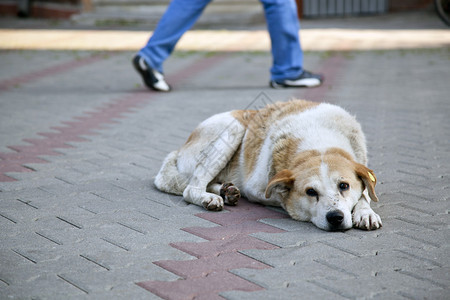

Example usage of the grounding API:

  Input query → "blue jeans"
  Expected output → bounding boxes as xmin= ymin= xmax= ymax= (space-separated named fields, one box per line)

xmin=138 ymin=0 xmax=304 ymax=81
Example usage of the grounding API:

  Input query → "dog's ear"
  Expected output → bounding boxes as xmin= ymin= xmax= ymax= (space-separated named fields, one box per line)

xmin=265 ymin=169 xmax=295 ymax=199
xmin=354 ymin=163 xmax=379 ymax=202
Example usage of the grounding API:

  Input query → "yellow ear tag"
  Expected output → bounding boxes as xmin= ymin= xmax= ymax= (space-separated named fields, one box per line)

xmin=368 ymin=172 xmax=376 ymax=182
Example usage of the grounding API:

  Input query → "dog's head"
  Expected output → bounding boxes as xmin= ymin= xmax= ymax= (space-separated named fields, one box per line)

xmin=265 ymin=149 xmax=378 ymax=231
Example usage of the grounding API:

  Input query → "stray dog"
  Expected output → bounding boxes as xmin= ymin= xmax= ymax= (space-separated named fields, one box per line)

xmin=155 ymin=100 xmax=382 ymax=231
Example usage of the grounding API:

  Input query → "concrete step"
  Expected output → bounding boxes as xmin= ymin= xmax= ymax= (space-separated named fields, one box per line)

xmin=89 ymin=0 xmax=253 ymax=6
xmin=72 ymin=0 xmax=266 ymax=29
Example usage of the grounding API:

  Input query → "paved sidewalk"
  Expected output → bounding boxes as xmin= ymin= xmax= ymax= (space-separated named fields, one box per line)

xmin=0 ymin=10 xmax=449 ymax=300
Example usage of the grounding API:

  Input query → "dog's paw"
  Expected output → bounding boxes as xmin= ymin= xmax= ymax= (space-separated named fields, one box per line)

xmin=220 ymin=183 xmax=240 ymax=206
xmin=353 ymin=208 xmax=382 ymax=230
xmin=201 ymin=194 xmax=224 ymax=211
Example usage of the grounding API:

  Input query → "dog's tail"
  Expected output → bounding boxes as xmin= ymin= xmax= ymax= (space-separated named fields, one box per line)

xmin=154 ymin=150 xmax=188 ymax=195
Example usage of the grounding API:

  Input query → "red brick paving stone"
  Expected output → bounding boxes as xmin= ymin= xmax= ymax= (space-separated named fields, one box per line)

xmin=137 ymin=199 xmax=290 ymax=299
xmin=171 ymin=235 xmax=280 ymax=259
xmin=7 ymin=145 xmax=64 ymax=156
xmin=299 ymin=54 xmax=346 ymax=103
xmin=0 ymin=173 xmax=19 ymax=182
xmin=154 ymin=252 xmax=270 ymax=278
xmin=0 ymin=156 xmax=47 ymax=174
xmin=0 ymin=94 xmax=147 ymax=181
xmin=137 ymin=271 xmax=264 ymax=300
xmin=0 ymin=152 xmax=49 ymax=163
xmin=22 ymin=137 xmax=75 ymax=149
xmin=0 ymin=54 xmax=231 ymax=182
xmin=0 ymin=53 xmax=108 ymax=92
xmin=37 ymin=132 xmax=88 ymax=142
xmin=183 ymin=220 xmax=285 ymax=241
xmin=0 ymin=94 xmax=134 ymax=181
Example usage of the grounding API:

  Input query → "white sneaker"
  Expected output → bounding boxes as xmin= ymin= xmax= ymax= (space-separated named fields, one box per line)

xmin=270 ymin=70 xmax=324 ymax=88
xmin=132 ymin=55 xmax=171 ymax=92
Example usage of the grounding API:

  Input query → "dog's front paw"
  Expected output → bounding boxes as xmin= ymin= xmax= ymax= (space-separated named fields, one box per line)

xmin=201 ymin=194 xmax=224 ymax=211
xmin=353 ymin=208 xmax=382 ymax=230
xmin=220 ymin=183 xmax=240 ymax=206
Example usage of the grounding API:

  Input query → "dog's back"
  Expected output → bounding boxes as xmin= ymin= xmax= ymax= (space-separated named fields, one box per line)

xmin=235 ymin=100 xmax=367 ymax=204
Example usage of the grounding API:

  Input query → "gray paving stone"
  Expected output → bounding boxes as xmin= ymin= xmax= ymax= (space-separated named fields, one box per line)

xmin=240 ymin=242 xmax=357 ymax=268
xmin=221 ymin=281 xmax=348 ymax=300
xmin=254 ymin=219 xmax=348 ymax=247
xmin=230 ymin=262 xmax=354 ymax=289
xmin=54 ymin=266 xmax=176 ymax=295
xmin=304 ymin=269 xmax=445 ymax=299
xmin=1 ymin=272 xmax=87 ymax=299
xmin=64 ymin=282 xmax=163 ymax=300
xmin=396 ymin=287 xmax=448 ymax=300
xmin=316 ymin=231 xmax=434 ymax=257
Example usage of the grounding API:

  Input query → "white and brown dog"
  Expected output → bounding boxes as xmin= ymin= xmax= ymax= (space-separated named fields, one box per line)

xmin=155 ymin=100 xmax=382 ymax=231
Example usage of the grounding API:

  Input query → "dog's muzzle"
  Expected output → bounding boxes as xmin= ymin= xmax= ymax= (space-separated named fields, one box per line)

xmin=326 ymin=210 xmax=345 ymax=230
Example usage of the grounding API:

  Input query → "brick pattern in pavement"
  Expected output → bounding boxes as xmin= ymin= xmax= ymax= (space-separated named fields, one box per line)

xmin=0 ymin=47 xmax=449 ymax=300
xmin=137 ymin=199 xmax=289 ymax=299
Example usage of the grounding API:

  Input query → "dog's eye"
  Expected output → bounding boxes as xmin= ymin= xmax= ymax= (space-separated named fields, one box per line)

xmin=339 ymin=182 xmax=350 ymax=191
xmin=306 ymin=188 xmax=318 ymax=197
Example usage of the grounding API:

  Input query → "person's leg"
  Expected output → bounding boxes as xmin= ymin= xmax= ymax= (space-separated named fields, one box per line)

xmin=260 ymin=0 xmax=322 ymax=87
xmin=139 ymin=0 xmax=212 ymax=73
xmin=260 ymin=0 xmax=303 ymax=81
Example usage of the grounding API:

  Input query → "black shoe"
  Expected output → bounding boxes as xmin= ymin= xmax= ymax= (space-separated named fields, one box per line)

xmin=132 ymin=55 xmax=171 ymax=92
xmin=270 ymin=70 xmax=324 ymax=88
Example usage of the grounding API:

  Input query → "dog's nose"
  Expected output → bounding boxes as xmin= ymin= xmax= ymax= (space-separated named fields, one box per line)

xmin=326 ymin=210 xmax=344 ymax=226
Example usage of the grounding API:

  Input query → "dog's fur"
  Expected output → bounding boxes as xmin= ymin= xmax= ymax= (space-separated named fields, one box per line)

xmin=155 ymin=100 xmax=382 ymax=231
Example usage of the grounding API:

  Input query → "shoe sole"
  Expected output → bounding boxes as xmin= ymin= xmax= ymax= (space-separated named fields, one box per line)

xmin=270 ymin=79 xmax=322 ymax=89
